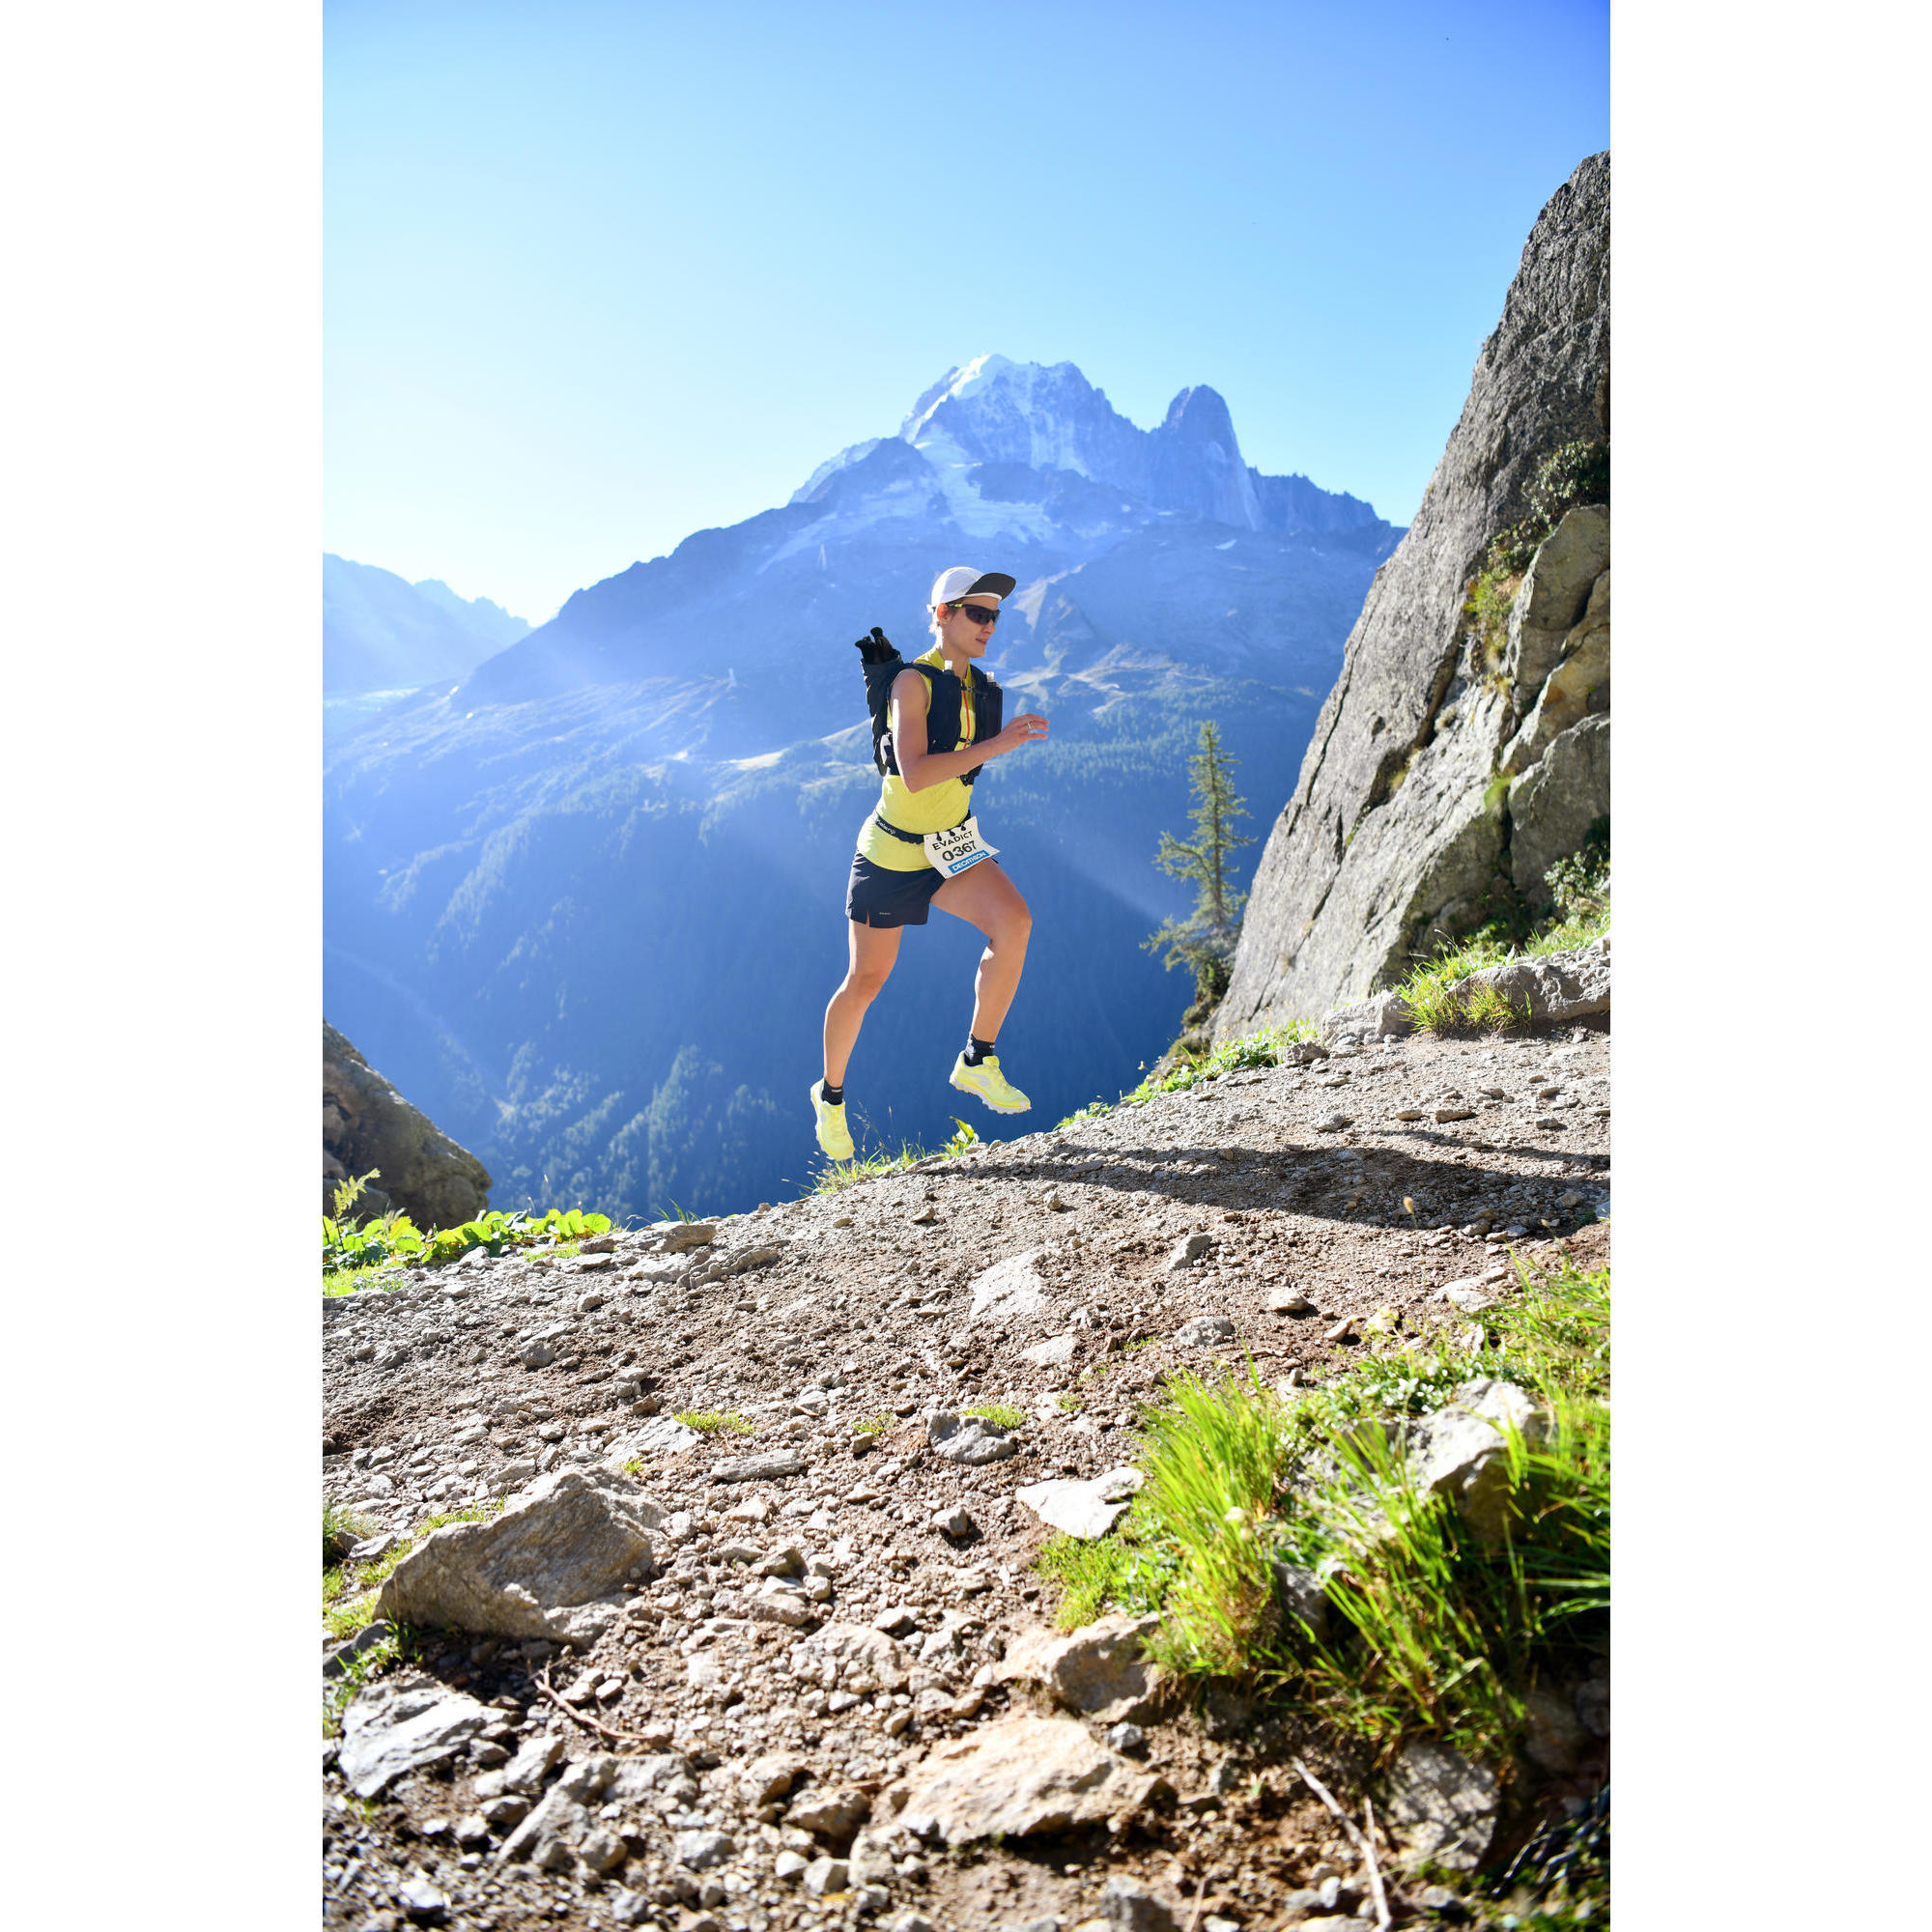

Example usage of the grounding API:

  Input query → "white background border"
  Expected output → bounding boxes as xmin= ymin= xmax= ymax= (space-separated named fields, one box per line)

xmin=3 ymin=0 xmax=1922 ymax=1919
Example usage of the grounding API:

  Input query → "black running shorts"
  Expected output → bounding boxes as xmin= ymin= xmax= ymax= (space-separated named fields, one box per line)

xmin=845 ymin=854 xmax=949 ymax=927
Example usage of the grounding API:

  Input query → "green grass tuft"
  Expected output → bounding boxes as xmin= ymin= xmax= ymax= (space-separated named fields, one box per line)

xmin=321 ymin=1498 xmax=507 ymax=1641
xmin=1293 ymin=1381 xmax=1608 ymax=1763
xmin=1055 ymin=1020 xmax=1320 ymax=1128
xmin=1393 ymin=896 xmax=1609 ymax=1036
xmin=806 ymin=1139 xmax=934 ymax=1194
xmin=324 ymin=1263 xmax=406 ymax=1298
xmin=1135 ymin=1363 xmax=1298 ymax=1677
xmin=672 ymin=1410 xmax=754 ymax=1435
xmin=323 ymin=1625 xmax=401 ymax=1736
xmin=1037 ymin=1514 xmax=1176 ymax=1630
xmin=852 ymin=1414 xmax=894 ymax=1438
xmin=961 ymin=1404 xmax=1025 ymax=1429
xmin=324 ymin=1501 xmax=374 ymax=1567
xmin=1031 ymin=1258 xmax=1610 ymax=1766
xmin=804 ymin=1111 xmax=989 ymax=1196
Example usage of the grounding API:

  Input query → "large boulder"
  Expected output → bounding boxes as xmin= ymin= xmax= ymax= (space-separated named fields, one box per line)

xmin=374 ymin=1468 xmax=662 ymax=1643
xmin=324 ymin=1021 xmax=491 ymax=1228
xmin=1218 ymin=153 xmax=1609 ymax=1036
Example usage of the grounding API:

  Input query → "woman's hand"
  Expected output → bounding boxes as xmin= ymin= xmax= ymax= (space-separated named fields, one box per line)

xmin=991 ymin=712 xmax=1050 ymax=756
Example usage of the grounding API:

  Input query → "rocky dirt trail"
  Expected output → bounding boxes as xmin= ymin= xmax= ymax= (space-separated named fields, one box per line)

xmin=322 ymin=1016 xmax=1609 ymax=1932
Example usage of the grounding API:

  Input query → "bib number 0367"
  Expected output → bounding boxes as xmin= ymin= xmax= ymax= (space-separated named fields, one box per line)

xmin=923 ymin=817 xmax=998 ymax=878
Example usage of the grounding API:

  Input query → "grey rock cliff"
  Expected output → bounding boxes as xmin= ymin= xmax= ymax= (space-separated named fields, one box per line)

xmin=324 ymin=1020 xmax=493 ymax=1228
xmin=1216 ymin=153 xmax=1609 ymax=1037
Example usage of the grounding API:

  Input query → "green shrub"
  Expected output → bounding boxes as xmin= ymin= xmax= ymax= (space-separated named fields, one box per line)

xmin=1482 ymin=440 xmax=1610 ymax=581
xmin=1463 ymin=566 xmax=1522 ymax=662
xmin=1526 ymin=439 xmax=1610 ymax=526
xmin=322 ymin=1180 xmax=611 ymax=1285
xmin=1545 ymin=816 xmax=1610 ymax=923
xmin=672 ymin=1410 xmax=753 ymax=1435
xmin=1484 ymin=523 xmax=1545 ymax=581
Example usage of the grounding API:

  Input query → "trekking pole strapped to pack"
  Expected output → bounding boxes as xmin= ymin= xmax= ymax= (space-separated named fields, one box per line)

xmin=854 ymin=627 xmax=906 ymax=776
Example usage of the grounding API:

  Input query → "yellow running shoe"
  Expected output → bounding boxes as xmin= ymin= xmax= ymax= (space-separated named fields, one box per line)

xmin=810 ymin=1080 xmax=854 ymax=1160
xmin=950 ymin=1050 xmax=1031 ymax=1114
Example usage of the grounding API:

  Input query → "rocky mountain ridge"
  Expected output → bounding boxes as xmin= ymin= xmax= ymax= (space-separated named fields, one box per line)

xmin=1219 ymin=153 xmax=1610 ymax=1035
xmin=323 ymin=980 xmax=1611 ymax=1932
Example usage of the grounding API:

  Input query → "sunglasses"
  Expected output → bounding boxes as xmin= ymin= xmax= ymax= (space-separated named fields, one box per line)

xmin=951 ymin=602 xmax=1000 ymax=626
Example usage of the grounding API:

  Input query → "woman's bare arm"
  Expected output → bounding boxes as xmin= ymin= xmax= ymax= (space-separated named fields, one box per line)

xmin=891 ymin=668 xmax=1050 ymax=793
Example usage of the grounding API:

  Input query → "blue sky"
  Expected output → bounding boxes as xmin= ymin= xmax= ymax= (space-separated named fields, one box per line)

xmin=326 ymin=0 xmax=1608 ymax=621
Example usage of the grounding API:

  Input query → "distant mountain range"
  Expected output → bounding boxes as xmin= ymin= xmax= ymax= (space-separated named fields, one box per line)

xmin=325 ymin=554 xmax=530 ymax=696
xmin=324 ymin=355 xmax=1401 ymax=1220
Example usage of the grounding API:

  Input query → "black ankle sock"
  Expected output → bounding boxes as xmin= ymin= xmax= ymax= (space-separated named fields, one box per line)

xmin=820 ymin=1080 xmax=844 ymax=1106
xmin=963 ymin=1036 xmax=996 ymax=1067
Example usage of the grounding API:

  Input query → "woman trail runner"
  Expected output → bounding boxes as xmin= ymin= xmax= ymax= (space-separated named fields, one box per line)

xmin=812 ymin=566 xmax=1050 ymax=1161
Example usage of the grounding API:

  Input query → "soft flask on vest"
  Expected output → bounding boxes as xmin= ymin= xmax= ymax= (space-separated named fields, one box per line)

xmin=851 ymin=626 xmax=1005 ymax=785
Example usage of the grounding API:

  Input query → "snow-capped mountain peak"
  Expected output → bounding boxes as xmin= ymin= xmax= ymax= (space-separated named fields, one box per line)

xmin=782 ymin=355 xmax=1382 ymax=551
xmin=900 ymin=354 xmax=1126 ymax=481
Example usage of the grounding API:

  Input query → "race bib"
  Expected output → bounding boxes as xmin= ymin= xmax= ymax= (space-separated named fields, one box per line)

xmin=923 ymin=816 xmax=998 ymax=878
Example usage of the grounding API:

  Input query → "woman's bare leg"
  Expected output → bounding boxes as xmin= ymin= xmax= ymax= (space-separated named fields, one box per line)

xmin=932 ymin=862 xmax=1033 ymax=1041
xmin=823 ymin=920 xmax=903 ymax=1087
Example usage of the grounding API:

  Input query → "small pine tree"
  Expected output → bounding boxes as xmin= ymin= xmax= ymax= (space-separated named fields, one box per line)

xmin=1143 ymin=721 xmax=1255 ymax=1024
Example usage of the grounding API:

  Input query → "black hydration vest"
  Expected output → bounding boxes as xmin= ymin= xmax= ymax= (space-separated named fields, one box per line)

xmin=853 ymin=626 xmax=1006 ymax=785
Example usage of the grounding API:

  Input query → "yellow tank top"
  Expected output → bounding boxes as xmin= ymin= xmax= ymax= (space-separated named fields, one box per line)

xmin=855 ymin=647 xmax=979 ymax=872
